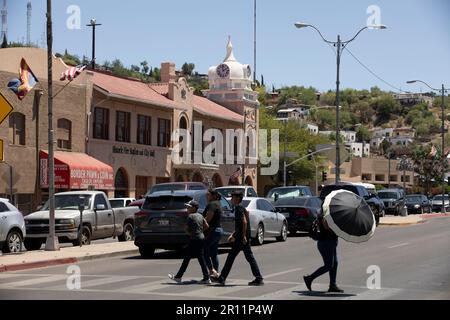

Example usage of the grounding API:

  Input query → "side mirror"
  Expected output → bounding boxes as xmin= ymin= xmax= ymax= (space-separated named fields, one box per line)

xmin=274 ymin=193 xmax=279 ymax=202
xmin=96 ymin=204 xmax=106 ymax=211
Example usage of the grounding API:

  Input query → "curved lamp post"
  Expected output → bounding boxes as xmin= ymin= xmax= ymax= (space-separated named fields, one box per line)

xmin=407 ymin=80 xmax=450 ymax=213
xmin=295 ymin=22 xmax=387 ymax=183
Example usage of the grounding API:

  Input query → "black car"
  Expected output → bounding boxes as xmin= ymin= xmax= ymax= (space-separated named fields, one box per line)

xmin=405 ymin=194 xmax=431 ymax=214
xmin=134 ymin=190 xmax=234 ymax=258
xmin=319 ymin=183 xmax=383 ymax=226
xmin=377 ymin=189 xmax=407 ymax=216
xmin=274 ymin=197 xmax=322 ymax=234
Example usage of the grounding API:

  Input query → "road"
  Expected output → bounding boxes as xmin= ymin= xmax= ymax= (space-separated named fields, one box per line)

xmin=1 ymin=216 xmax=449 ymax=300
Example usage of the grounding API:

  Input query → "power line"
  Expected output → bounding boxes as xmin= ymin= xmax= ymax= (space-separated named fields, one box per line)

xmin=344 ymin=46 xmax=409 ymax=93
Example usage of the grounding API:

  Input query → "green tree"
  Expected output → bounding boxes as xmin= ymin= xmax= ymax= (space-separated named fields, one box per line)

xmin=181 ymin=62 xmax=195 ymax=76
xmin=371 ymin=95 xmax=400 ymax=125
xmin=278 ymin=86 xmax=318 ymax=106
xmin=356 ymin=125 xmax=371 ymax=142
xmin=140 ymin=60 xmax=149 ymax=75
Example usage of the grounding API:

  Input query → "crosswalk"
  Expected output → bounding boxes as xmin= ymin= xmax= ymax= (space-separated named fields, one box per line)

xmin=0 ymin=272 xmax=407 ymax=299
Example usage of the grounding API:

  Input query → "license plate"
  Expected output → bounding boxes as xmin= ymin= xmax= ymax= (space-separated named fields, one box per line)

xmin=158 ymin=219 xmax=170 ymax=226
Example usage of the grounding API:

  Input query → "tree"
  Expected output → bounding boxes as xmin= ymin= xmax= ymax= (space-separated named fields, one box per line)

xmin=371 ymin=95 xmax=400 ymax=125
xmin=1 ymin=34 xmax=7 ymax=48
xmin=130 ymin=64 xmax=141 ymax=72
xmin=356 ymin=125 xmax=371 ymax=142
xmin=140 ymin=60 xmax=149 ymax=75
xmin=278 ymin=86 xmax=318 ymax=106
xmin=181 ymin=62 xmax=195 ymax=76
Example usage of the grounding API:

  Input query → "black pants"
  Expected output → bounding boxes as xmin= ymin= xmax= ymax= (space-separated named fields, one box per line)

xmin=310 ymin=239 xmax=338 ymax=286
xmin=175 ymin=238 xmax=209 ymax=280
xmin=219 ymin=239 xmax=263 ymax=281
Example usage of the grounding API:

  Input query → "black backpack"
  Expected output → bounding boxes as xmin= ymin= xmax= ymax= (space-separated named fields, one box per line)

xmin=309 ymin=217 xmax=320 ymax=241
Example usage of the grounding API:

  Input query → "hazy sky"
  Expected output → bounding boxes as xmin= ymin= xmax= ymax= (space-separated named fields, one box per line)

xmin=6 ymin=0 xmax=450 ymax=92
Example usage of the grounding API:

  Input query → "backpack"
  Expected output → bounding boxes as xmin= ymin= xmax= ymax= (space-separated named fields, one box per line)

xmin=309 ymin=217 xmax=320 ymax=241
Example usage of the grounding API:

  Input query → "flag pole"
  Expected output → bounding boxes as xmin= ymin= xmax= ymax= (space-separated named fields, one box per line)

xmin=45 ymin=0 xmax=59 ymax=251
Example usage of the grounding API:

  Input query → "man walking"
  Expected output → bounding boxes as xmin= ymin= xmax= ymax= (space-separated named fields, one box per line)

xmin=203 ymin=189 xmax=223 ymax=279
xmin=168 ymin=200 xmax=211 ymax=284
xmin=213 ymin=190 xmax=264 ymax=286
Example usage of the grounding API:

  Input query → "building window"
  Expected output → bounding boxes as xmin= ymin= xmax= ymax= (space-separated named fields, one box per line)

xmin=9 ymin=112 xmax=25 ymax=145
xmin=158 ymin=118 xmax=171 ymax=147
xmin=137 ymin=115 xmax=151 ymax=145
xmin=362 ymin=174 xmax=372 ymax=181
xmin=116 ymin=111 xmax=131 ymax=142
xmin=401 ymin=175 xmax=411 ymax=183
xmin=57 ymin=119 xmax=72 ymax=150
xmin=375 ymin=174 xmax=385 ymax=182
xmin=93 ymin=107 xmax=109 ymax=140
xmin=390 ymin=175 xmax=398 ymax=182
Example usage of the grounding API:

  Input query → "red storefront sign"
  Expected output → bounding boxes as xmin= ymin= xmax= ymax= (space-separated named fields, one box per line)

xmin=40 ymin=151 xmax=114 ymax=190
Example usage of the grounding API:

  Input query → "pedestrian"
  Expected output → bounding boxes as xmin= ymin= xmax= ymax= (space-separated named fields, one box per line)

xmin=168 ymin=200 xmax=211 ymax=284
xmin=212 ymin=190 xmax=264 ymax=286
xmin=303 ymin=214 xmax=344 ymax=293
xmin=203 ymin=189 xmax=223 ymax=278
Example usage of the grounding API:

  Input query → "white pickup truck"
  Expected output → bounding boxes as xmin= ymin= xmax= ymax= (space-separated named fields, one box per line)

xmin=24 ymin=191 xmax=139 ymax=250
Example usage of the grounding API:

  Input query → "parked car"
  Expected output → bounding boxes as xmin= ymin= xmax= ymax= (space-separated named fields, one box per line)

xmin=241 ymin=197 xmax=288 ymax=245
xmin=109 ymin=198 xmax=136 ymax=208
xmin=320 ymin=183 xmax=383 ymax=226
xmin=216 ymin=186 xmax=258 ymax=199
xmin=147 ymin=182 xmax=207 ymax=195
xmin=24 ymin=191 xmax=140 ymax=250
xmin=274 ymin=196 xmax=322 ymax=235
xmin=377 ymin=189 xmax=407 ymax=216
xmin=134 ymin=190 xmax=234 ymax=258
xmin=431 ymin=194 xmax=450 ymax=212
xmin=406 ymin=194 xmax=432 ymax=214
xmin=0 ymin=198 xmax=26 ymax=253
xmin=266 ymin=186 xmax=313 ymax=203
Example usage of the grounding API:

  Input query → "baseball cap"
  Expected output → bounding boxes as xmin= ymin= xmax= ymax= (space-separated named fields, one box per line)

xmin=185 ymin=199 xmax=199 ymax=209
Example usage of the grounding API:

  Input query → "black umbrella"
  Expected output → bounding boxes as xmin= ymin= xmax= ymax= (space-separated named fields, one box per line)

xmin=322 ymin=190 xmax=376 ymax=243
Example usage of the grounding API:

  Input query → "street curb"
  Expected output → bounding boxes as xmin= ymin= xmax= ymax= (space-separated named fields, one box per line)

xmin=0 ymin=248 xmax=139 ymax=273
xmin=378 ymin=218 xmax=425 ymax=226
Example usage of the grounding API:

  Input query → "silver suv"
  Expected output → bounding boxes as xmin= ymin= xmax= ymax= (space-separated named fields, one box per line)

xmin=0 ymin=198 xmax=26 ymax=253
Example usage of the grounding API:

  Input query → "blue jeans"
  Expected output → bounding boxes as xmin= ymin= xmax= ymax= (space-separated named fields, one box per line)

xmin=309 ymin=239 xmax=338 ymax=286
xmin=219 ymin=239 xmax=263 ymax=281
xmin=204 ymin=227 xmax=223 ymax=272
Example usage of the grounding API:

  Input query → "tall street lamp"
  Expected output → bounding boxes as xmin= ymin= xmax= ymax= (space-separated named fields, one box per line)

xmin=87 ymin=19 xmax=102 ymax=70
xmin=295 ymin=22 xmax=386 ymax=183
xmin=407 ymin=80 xmax=449 ymax=213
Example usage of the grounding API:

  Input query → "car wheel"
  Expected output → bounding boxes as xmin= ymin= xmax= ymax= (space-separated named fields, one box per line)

xmin=118 ymin=222 xmax=134 ymax=242
xmin=3 ymin=230 xmax=23 ymax=253
xmin=24 ymin=239 xmax=43 ymax=251
xmin=139 ymin=246 xmax=155 ymax=258
xmin=276 ymin=222 xmax=288 ymax=242
xmin=72 ymin=225 xmax=91 ymax=246
xmin=252 ymin=224 xmax=264 ymax=246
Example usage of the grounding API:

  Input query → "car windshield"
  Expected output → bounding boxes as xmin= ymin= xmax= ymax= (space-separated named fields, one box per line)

xmin=378 ymin=192 xmax=399 ymax=199
xmin=109 ymin=200 xmax=124 ymax=208
xmin=42 ymin=195 xmax=92 ymax=211
xmin=267 ymin=188 xmax=305 ymax=199
xmin=142 ymin=195 xmax=192 ymax=210
xmin=241 ymin=200 xmax=251 ymax=208
xmin=216 ymin=188 xmax=243 ymax=198
xmin=147 ymin=184 xmax=186 ymax=195
xmin=433 ymin=195 xmax=449 ymax=201
xmin=406 ymin=196 xmax=422 ymax=203
xmin=320 ymin=185 xmax=358 ymax=199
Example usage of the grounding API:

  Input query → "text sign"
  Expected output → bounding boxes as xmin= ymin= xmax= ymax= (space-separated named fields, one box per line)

xmin=0 ymin=92 xmax=14 ymax=125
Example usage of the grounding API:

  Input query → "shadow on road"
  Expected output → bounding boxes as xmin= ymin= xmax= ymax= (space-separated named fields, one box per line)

xmin=123 ymin=248 xmax=233 ymax=260
xmin=288 ymin=232 xmax=309 ymax=238
xmin=293 ymin=290 xmax=356 ymax=298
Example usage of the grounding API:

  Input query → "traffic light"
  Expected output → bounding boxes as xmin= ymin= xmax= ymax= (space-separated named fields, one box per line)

xmin=322 ymin=171 xmax=328 ymax=182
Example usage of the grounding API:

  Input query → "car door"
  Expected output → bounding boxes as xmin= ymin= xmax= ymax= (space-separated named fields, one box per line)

xmin=93 ymin=194 xmax=114 ymax=239
xmin=219 ymin=196 xmax=234 ymax=238
xmin=257 ymin=199 xmax=276 ymax=235
xmin=247 ymin=188 xmax=258 ymax=198
xmin=0 ymin=202 xmax=8 ymax=240
xmin=265 ymin=199 xmax=282 ymax=234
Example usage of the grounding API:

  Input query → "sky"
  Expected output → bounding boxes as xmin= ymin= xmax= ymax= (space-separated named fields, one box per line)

xmin=6 ymin=0 xmax=450 ymax=93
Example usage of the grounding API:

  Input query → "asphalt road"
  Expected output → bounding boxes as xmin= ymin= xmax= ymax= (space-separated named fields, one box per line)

xmin=1 ymin=216 xmax=449 ymax=300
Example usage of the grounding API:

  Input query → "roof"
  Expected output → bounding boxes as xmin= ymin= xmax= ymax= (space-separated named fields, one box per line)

xmin=93 ymin=72 xmax=184 ymax=110
xmin=192 ymin=95 xmax=243 ymax=123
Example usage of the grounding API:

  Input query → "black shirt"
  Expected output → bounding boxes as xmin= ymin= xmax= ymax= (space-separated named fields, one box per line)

xmin=234 ymin=204 xmax=251 ymax=240
xmin=203 ymin=200 xmax=222 ymax=236
xmin=317 ymin=217 xmax=338 ymax=241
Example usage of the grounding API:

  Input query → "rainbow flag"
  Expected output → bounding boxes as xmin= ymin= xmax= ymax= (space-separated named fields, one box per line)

xmin=7 ymin=58 xmax=38 ymax=100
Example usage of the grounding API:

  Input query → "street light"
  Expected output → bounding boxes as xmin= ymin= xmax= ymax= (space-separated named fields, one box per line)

xmin=86 ymin=19 xmax=102 ymax=70
xmin=407 ymin=80 xmax=449 ymax=213
xmin=295 ymin=22 xmax=386 ymax=183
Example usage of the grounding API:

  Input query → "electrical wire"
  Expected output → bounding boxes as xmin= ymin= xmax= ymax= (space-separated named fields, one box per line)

xmin=343 ymin=46 xmax=409 ymax=93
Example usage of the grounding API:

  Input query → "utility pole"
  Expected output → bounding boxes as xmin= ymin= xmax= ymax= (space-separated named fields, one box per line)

xmin=242 ymin=110 xmax=247 ymax=185
xmin=253 ymin=0 xmax=256 ymax=84
xmin=283 ymin=119 xmax=287 ymax=186
xmin=87 ymin=19 xmax=101 ymax=70
xmin=44 ymin=0 xmax=58 ymax=251
xmin=335 ymin=35 xmax=341 ymax=184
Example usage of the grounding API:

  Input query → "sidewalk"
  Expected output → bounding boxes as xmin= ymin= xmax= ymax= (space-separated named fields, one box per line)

xmin=0 ymin=241 xmax=139 ymax=273
xmin=379 ymin=215 xmax=424 ymax=226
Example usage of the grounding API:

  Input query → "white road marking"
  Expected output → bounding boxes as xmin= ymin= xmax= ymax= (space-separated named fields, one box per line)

xmin=388 ymin=242 xmax=411 ymax=249
xmin=46 ymin=275 xmax=139 ymax=290
xmin=0 ymin=274 xmax=67 ymax=288
xmin=263 ymin=267 xmax=303 ymax=279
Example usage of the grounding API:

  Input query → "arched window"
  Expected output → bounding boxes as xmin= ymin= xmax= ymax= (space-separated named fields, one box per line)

xmin=9 ymin=112 xmax=25 ymax=145
xmin=114 ymin=167 xmax=129 ymax=198
xmin=179 ymin=116 xmax=188 ymax=158
xmin=57 ymin=118 xmax=72 ymax=150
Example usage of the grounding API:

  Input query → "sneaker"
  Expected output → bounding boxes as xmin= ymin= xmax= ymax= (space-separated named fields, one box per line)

xmin=216 ymin=277 xmax=226 ymax=286
xmin=303 ymin=275 xmax=312 ymax=291
xmin=328 ymin=285 xmax=344 ymax=293
xmin=248 ymin=278 xmax=264 ymax=286
xmin=198 ymin=278 xmax=212 ymax=284
xmin=168 ymin=273 xmax=181 ymax=283
xmin=210 ymin=275 xmax=220 ymax=283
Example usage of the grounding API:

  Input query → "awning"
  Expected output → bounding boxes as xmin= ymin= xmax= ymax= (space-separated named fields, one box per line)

xmin=40 ymin=151 xmax=114 ymax=190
